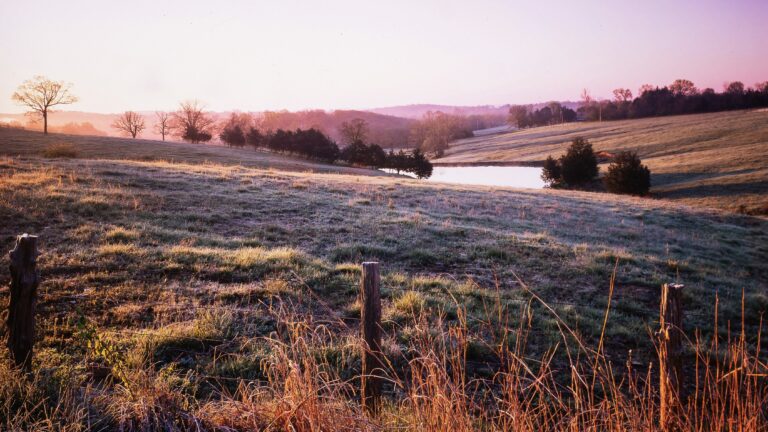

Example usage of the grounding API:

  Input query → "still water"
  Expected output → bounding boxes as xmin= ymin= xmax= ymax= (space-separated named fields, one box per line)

xmin=386 ymin=166 xmax=545 ymax=189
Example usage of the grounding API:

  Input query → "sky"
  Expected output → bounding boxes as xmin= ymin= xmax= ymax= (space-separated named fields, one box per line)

xmin=1 ymin=0 xmax=767 ymax=113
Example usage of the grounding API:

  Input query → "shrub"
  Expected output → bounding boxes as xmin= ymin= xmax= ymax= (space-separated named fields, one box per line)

xmin=559 ymin=137 xmax=598 ymax=186
xmin=339 ymin=140 xmax=370 ymax=165
xmin=410 ymin=148 xmax=433 ymax=179
xmin=246 ymin=127 xmax=265 ymax=148
xmin=43 ymin=143 xmax=78 ymax=158
xmin=264 ymin=128 xmax=340 ymax=162
xmin=220 ymin=124 xmax=246 ymax=147
xmin=541 ymin=155 xmax=561 ymax=186
xmin=603 ymin=151 xmax=651 ymax=195
xmin=182 ymin=126 xmax=212 ymax=143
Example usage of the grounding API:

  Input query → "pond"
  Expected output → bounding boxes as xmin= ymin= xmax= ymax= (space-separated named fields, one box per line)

xmin=385 ymin=165 xmax=545 ymax=189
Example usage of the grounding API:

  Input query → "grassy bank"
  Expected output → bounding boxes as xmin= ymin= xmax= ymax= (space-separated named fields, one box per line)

xmin=435 ymin=110 xmax=768 ymax=213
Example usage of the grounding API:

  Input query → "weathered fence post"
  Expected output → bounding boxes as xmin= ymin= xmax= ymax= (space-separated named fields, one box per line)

xmin=7 ymin=234 xmax=40 ymax=371
xmin=659 ymin=283 xmax=684 ymax=430
xmin=361 ymin=261 xmax=383 ymax=414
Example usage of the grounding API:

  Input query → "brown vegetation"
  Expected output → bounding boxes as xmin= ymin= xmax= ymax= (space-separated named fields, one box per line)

xmin=0 ymin=127 xmax=765 ymax=430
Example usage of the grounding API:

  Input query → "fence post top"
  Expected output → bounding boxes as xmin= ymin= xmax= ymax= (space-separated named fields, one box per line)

xmin=10 ymin=234 xmax=39 ymax=262
xmin=667 ymin=283 xmax=685 ymax=290
xmin=362 ymin=261 xmax=380 ymax=266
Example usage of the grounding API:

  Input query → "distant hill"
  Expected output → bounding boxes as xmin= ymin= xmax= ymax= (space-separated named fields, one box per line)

xmin=368 ymin=104 xmax=511 ymax=119
xmin=0 ymin=111 xmax=117 ymax=136
xmin=368 ymin=102 xmax=581 ymax=119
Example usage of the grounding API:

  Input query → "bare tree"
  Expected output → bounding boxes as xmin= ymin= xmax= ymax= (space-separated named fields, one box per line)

xmin=154 ymin=111 xmax=173 ymax=141
xmin=338 ymin=118 xmax=369 ymax=145
xmin=172 ymin=100 xmax=215 ymax=143
xmin=547 ymin=102 xmax=563 ymax=123
xmin=724 ymin=81 xmax=745 ymax=95
xmin=580 ymin=88 xmax=593 ymax=106
xmin=638 ymin=84 xmax=655 ymax=96
xmin=412 ymin=111 xmax=462 ymax=157
xmin=112 ymin=111 xmax=146 ymax=138
xmin=11 ymin=75 xmax=78 ymax=134
xmin=669 ymin=79 xmax=698 ymax=96
xmin=612 ymin=88 xmax=633 ymax=102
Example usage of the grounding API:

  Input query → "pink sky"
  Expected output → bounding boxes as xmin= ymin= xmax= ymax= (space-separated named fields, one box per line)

xmin=1 ymin=0 xmax=766 ymax=113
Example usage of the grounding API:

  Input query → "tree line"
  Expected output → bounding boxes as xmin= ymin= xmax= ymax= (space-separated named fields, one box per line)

xmin=508 ymin=102 xmax=578 ymax=128
xmin=7 ymin=76 xmax=433 ymax=178
xmin=508 ymin=79 xmax=768 ymax=128
xmin=110 ymin=103 xmax=435 ymax=177
xmin=579 ymin=79 xmax=768 ymax=122
xmin=219 ymin=113 xmax=433 ymax=178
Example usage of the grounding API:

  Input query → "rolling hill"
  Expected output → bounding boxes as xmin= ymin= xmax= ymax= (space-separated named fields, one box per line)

xmin=434 ymin=110 xmax=768 ymax=214
xmin=1 ymin=126 xmax=766 ymax=429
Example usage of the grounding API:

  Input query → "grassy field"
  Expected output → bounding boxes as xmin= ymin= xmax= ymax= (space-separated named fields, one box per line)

xmin=435 ymin=110 xmax=768 ymax=213
xmin=0 ymin=130 xmax=766 ymax=429
xmin=0 ymin=128 xmax=386 ymax=176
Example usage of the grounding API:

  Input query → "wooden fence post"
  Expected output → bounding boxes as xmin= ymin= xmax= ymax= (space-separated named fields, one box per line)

xmin=361 ymin=261 xmax=383 ymax=414
xmin=659 ymin=283 xmax=684 ymax=430
xmin=7 ymin=234 xmax=40 ymax=371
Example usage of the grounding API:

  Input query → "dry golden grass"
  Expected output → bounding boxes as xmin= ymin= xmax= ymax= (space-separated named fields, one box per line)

xmin=42 ymin=143 xmax=79 ymax=158
xmin=436 ymin=110 xmax=768 ymax=213
xmin=2 ymin=284 xmax=765 ymax=431
xmin=0 ymin=130 xmax=765 ymax=430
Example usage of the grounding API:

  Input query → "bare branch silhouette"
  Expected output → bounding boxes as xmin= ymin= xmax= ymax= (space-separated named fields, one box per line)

xmin=112 ymin=111 xmax=146 ymax=139
xmin=153 ymin=111 xmax=173 ymax=141
xmin=11 ymin=75 xmax=78 ymax=134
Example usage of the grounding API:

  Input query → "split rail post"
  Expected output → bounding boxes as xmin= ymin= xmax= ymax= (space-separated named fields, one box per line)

xmin=7 ymin=234 xmax=40 ymax=372
xmin=360 ymin=261 xmax=383 ymax=414
xmin=659 ymin=282 xmax=684 ymax=430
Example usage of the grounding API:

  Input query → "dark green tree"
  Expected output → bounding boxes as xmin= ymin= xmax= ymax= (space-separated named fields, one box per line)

xmin=541 ymin=155 xmax=562 ymax=186
xmin=603 ymin=151 xmax=651 ymax=195
xmin=559 ymin=137 xmax=598 ymax=186
xmin=220 ymin=124 xmax=246 ymax=147
xmin=410 ymin=148 xmax=433 ymax=179
xmin=246 ymin=127 xmax=265 ymax=148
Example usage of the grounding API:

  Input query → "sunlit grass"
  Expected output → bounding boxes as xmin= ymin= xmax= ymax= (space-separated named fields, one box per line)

xmin=0 ymin=133 xmax=765 ymax=430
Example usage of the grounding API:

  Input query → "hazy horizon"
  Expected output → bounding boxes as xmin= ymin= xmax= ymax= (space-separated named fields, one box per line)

xmin=1 ymin=0 xmax=767 ymax=114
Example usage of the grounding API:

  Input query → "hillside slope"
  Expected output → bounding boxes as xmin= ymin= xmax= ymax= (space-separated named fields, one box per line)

xmin=0 ymin=128 xmax=386 ymax=176
xmin=434 ymin=110 xmax=768 ymax=213
xmin=1 ymin=134 xmax=766 ymax=428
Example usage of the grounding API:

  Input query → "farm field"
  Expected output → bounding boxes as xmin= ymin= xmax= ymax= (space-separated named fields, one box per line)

xmin=435 ymin=110 xmax=768 ymax=213
xmin=1 ymin=130 xmax=766 ymax=429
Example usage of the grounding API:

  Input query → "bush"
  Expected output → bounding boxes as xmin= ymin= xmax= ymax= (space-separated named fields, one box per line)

xmin=410 ymin=148 xmax=433 ymax=179
xmin=541 ymin=155 xmax=561 ymax=186
xmin=246 ymin=127 xmax=264 ymax=148
xmin=340 ymin=140 xmax=370 ymax=165
xmin=603 ymin=151 xmax=651 ymax=195
xmin=43 ymin=143 xmax=78 ymax=158
xmin=182 ymin=126 xmax=212 ymax=143
xmin=261 ymin=128 xmax=340 ymax=162
xmin=220 ymin=124 xmax=246 ymax=147
xmin=559 ymin=137 xmax=598 ymax=186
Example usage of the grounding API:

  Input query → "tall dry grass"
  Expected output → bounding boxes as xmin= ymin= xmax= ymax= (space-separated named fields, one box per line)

xmin=2 ymin=278 xmax=766 ymax=431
